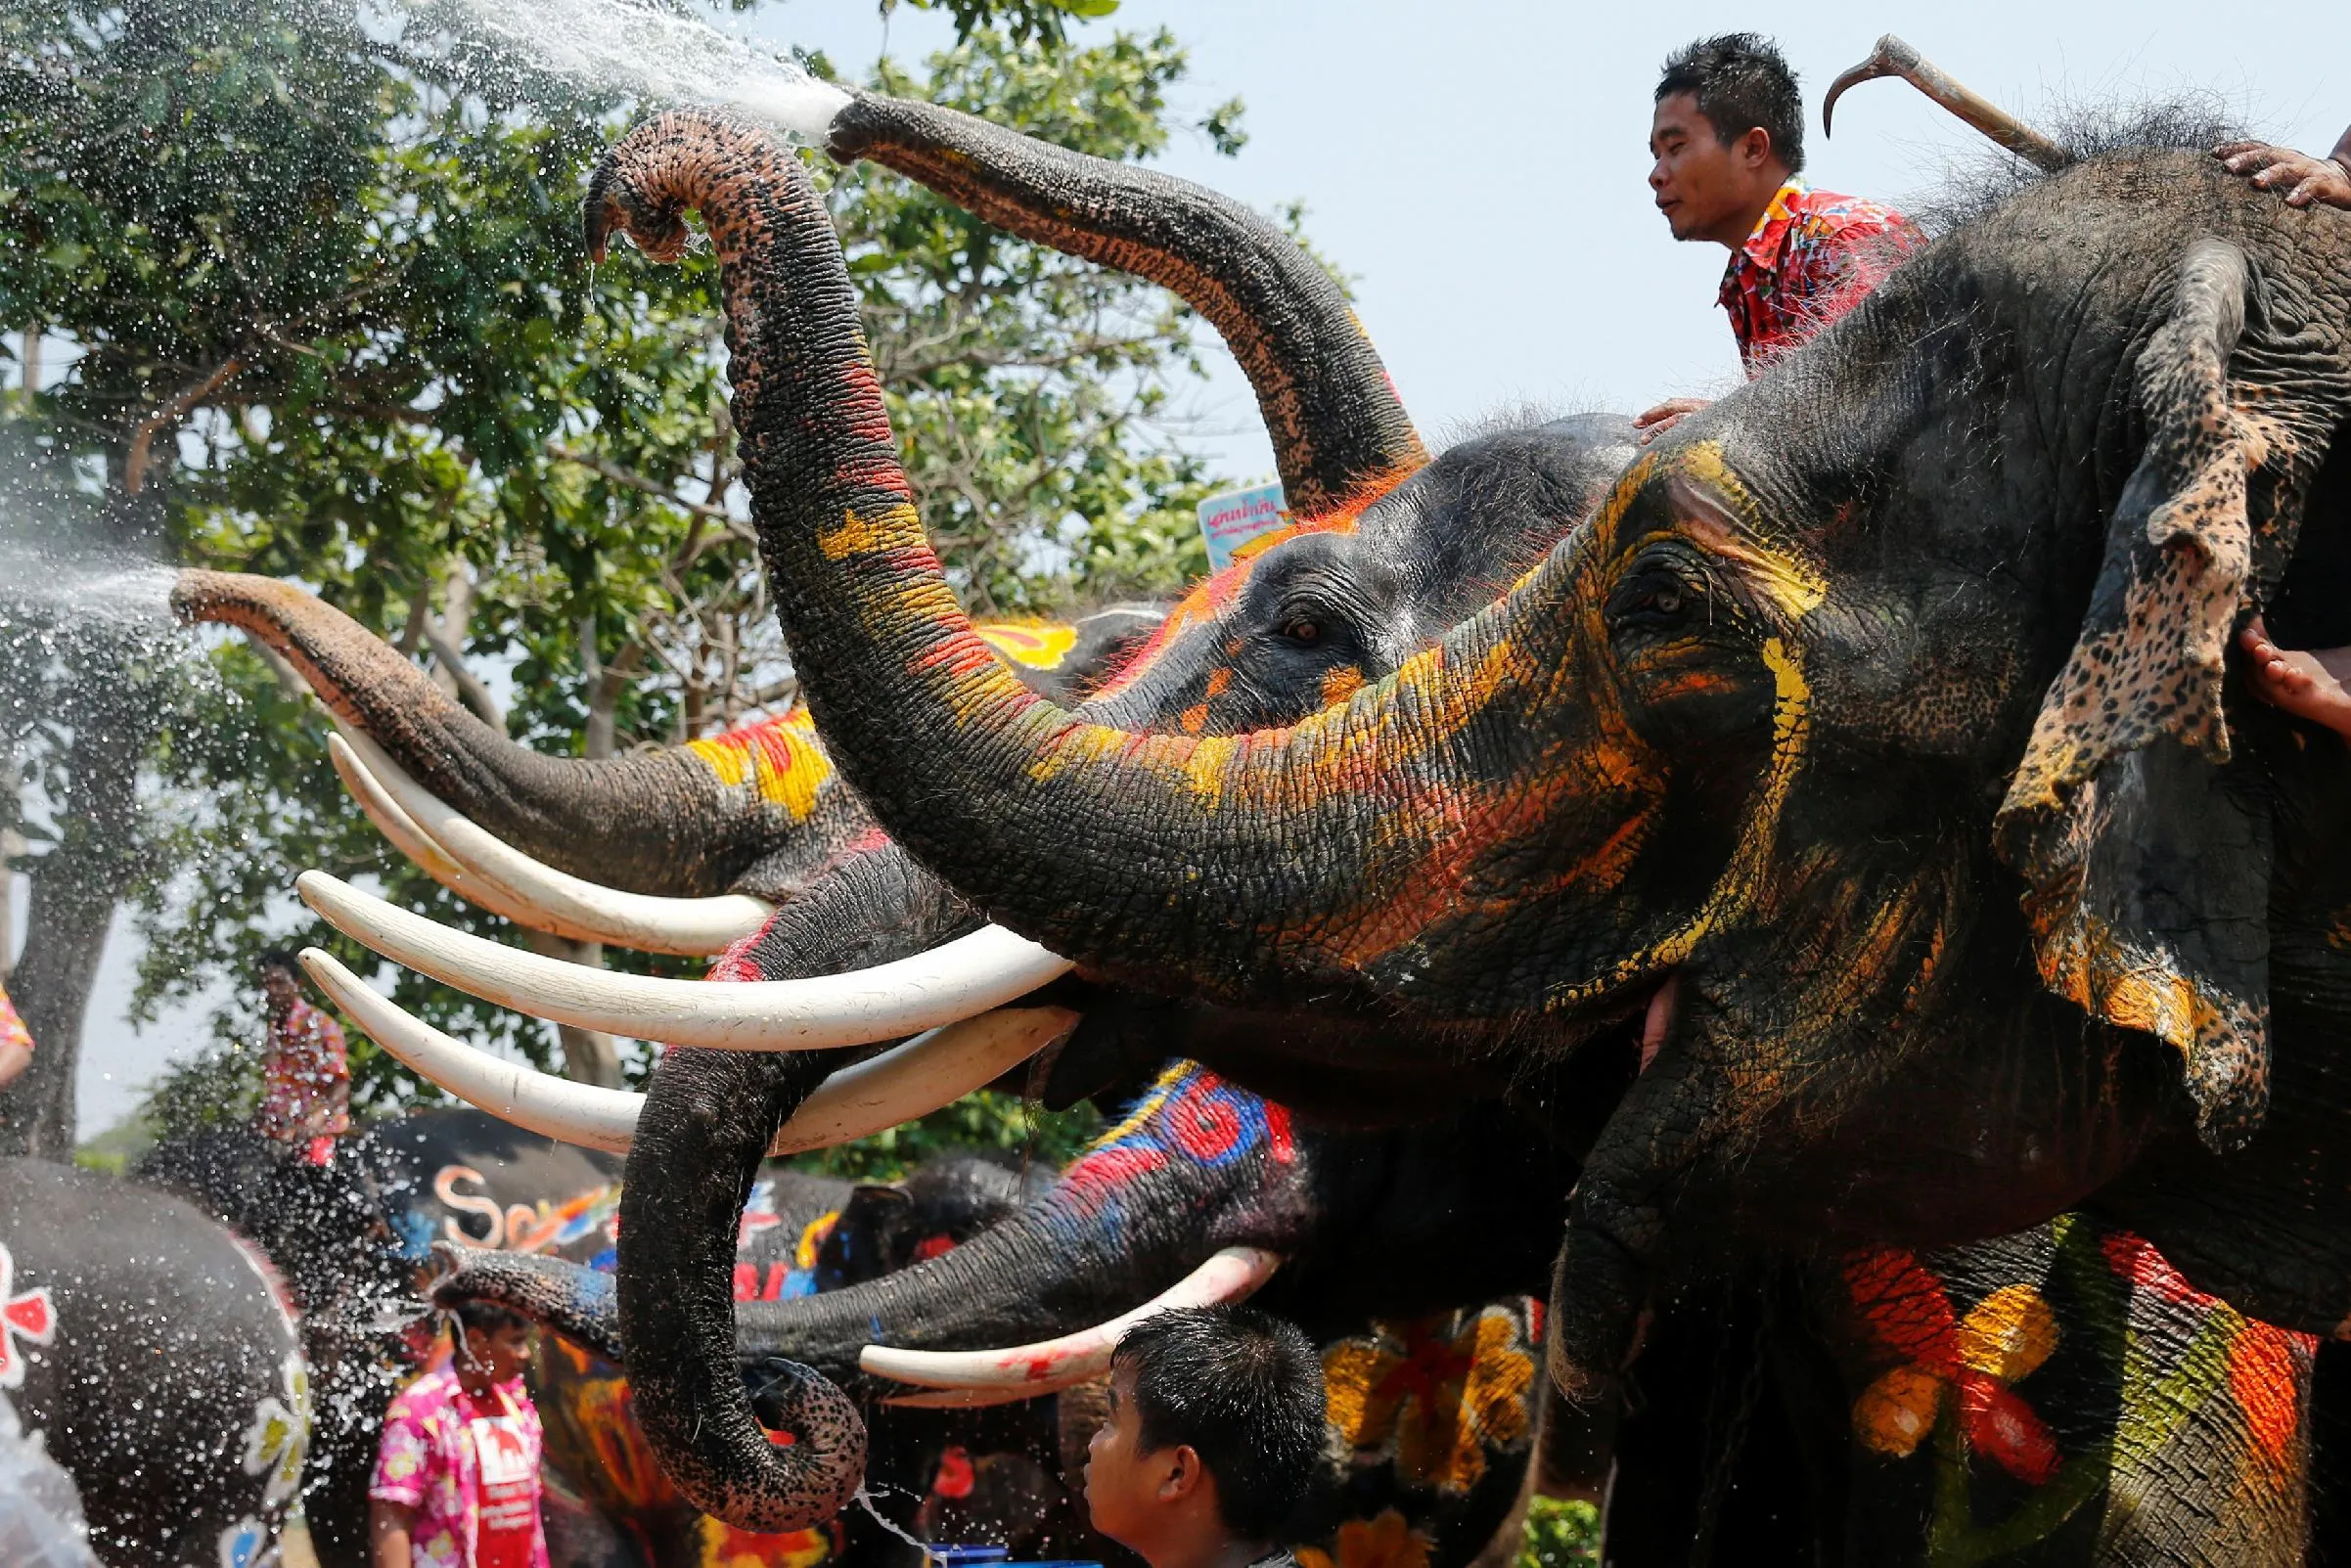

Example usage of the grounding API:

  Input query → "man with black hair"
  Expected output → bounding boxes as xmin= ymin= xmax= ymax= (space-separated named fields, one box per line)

xmin=1085 ymin=1305 xmax=1326 ymax=1568
xmin=370 ymin=1299 xmax=547 ymax=1568
xmin=1639 ymin=32 xmax=1920 ymax=438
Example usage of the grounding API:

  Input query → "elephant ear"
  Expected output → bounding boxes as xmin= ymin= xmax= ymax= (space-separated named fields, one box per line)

xmin=1996 ymin=237 xmax=2339 ymax=1150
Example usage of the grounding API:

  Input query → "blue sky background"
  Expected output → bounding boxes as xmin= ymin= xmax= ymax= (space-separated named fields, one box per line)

xmin=59 ymin=0 xmax=2351 ymax=1136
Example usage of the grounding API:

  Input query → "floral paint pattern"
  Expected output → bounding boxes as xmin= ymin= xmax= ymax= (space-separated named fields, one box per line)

xmin=1322 ymin=1302 xmax=1538 ymax=1496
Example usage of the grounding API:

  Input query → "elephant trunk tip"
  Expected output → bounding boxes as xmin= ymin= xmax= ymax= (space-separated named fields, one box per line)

xmin=587 ymin=109 xmax=803 ymax=268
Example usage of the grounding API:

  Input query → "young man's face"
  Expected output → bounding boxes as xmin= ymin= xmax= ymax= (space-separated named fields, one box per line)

xmin=1085 ymin=1366 xmax=1173 ymax=1549
xmin=1648 ymin=93 xmax=1779 ymax=246
xmin=461 ymin=1323 xmax=537 ymax=1384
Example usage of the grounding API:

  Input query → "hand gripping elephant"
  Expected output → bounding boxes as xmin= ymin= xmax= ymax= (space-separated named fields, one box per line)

xmin=561 ymin=89 xmax=2351 ymax=1420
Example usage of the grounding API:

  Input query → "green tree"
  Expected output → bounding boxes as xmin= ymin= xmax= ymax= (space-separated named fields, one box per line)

xmin=0 ymin=0 xmax=1268 ymax=1142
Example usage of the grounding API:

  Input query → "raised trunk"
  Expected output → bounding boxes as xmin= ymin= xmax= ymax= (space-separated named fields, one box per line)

xmin=828 ymin=93 xmax=1426 ymax=519
xmin=173 ymin=570 xmax=854 ymax=903
xmin=591 ymin=112 xmax=1584 ymax=1016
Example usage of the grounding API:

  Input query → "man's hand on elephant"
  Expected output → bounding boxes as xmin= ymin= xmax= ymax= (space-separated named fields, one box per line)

xmin=2212 ymin=133 xmax=2351 ymax=210
xmin=1635 ymin=396 xmax=1710 ymax=443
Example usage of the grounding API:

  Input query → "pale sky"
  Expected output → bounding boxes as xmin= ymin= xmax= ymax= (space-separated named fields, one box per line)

xmin=54 ymin=0 xmax=2351 ymax=1138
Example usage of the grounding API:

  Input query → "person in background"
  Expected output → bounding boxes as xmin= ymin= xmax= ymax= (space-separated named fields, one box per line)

xmin=1638 ymin=32 xmax=1921 ymax=440
xmin=0 ymin=980 xmax=32 ymax=1091
xmin=2216 ymin=127 xmax=2351 ymax=210
xmin=370 ymin=1300 xmax=547 ymax=1568
xmin=255 ymin=949 xmax=350 ymax=1165
xmin=1084 ymin=1305 xmax=1326 ymax=1568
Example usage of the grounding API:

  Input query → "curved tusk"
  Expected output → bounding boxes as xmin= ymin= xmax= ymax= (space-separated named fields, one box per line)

xmin=1821 ymin=33 xmax=2067 ymax=172
xmin=301 ymin=947 xmax=1078 ymax=1155
xmin=297 ymin=870 xmax=1073 ymax=1051
xmin=328 ymin=734 xmax=549 ymax=929
xmin=334 ymin=724 xmax=771 ymax=957
xmin=862 ymin=1246 xmax=1281 ymax=1408
xmin=303 ymin=947 xmax=642 ymax=1151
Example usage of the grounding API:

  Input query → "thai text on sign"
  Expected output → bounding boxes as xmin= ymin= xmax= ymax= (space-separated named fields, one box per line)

xmin=1197 ymin=483 xmax=1289 ymax=570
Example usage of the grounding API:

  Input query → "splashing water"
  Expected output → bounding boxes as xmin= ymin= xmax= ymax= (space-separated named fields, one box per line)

xmin=433 ymin=0 xmax=850 ymax=141
xmin=0 ymin=542 xmax=176 ymax=631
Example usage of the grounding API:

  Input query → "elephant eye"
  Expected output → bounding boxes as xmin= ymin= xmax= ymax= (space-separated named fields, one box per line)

xmin=1281 ymin=617 xmax=1323 ymax=647
xmin=1609 ymin=566 xmax=1704 ymax=631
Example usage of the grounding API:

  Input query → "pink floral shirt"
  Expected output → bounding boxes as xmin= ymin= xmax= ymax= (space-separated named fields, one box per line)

xmin=257 ymin=997 xmax=350 ymax=1144
xmin=0 ymin=982 xmax=30 ymax=1061
xmin=369 ymin=1368 xmax=548 ymax=1568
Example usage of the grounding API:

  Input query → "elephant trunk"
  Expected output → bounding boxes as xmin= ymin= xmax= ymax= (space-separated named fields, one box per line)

xmin=617 ymin=841 xmax=987 ymax=1530
xmin=826 ymin=92 xmax=1426 ymax=520
xmin=172 ymin=569 xmax=849 ymax=902
xmin=587 ymin=110 xmax=1582 ymax=1014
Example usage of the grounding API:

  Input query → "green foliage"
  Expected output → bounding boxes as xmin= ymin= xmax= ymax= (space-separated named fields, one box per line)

xmin=787 ymin=1089 xmax=1103 ymax=1183
xmin=2 ymin=0 xmax=1279 ymax=1128
xmin=1516 ymin=1498 xmax=1602 ymax=1568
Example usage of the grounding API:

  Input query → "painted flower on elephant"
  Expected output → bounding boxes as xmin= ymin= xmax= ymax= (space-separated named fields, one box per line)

xmin=1059 ymin=1064 xmax=1294 ymax=1223
xmin=1297 ymin=1507 xmax=1432 ymax=1568
xmin=240 ymin=1352 xmax=312 ymax=1507
xmin=1843 ymin=1248 xmax=2060 ymax=1484
xmin=0 ymin=1241 xmax=56 ymax=1391
xmin=1321 ymin=1302 xmax=1537 ymax=1495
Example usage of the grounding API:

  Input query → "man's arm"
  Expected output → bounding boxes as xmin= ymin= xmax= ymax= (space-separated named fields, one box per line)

xmin=2214 ymin=125 xmax=2351 ymax=210
xmin=369 ymin=1499 xmax=414 ymax=1568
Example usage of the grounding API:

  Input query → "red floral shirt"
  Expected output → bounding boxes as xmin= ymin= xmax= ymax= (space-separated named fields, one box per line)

xmin=1719 ymin=179 xmax=1922 ymax=375
xmin=257 ymin=997 xmax=350 ymax=1143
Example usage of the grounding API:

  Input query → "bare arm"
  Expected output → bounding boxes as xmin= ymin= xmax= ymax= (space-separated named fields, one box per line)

xmin=370 ymin=1499 xmax=414 ymax=1568
xmin=0 ymin=1043 xmax=30 ymax=1090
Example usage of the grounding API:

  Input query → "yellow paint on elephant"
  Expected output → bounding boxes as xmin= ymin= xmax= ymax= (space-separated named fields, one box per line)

xmin=1297 ymin=1510 xmax=1432 ymax=1568
xmin=795 ymin=1210 xmax=841 ymax=1271
xmin=694 ymin=1517 xmax=835 ymax=1568
xmin=1956 ymin=1286 xmax=2059 ymax=1383
xmin=819 ymin=503 xmax=926 ymax=560
xmin=973 ymin=620 xmax=1079 ymax=671
xmin=1667 ymin=442 xmax=1829 ymax=618
xmin=1550 ymin=635 xmax=1812 ymax=1008
xmin=1321 ymin=1306 xmax=1536 ymax=1496
xmin=687 ymin=708 xmax=835 ymax=822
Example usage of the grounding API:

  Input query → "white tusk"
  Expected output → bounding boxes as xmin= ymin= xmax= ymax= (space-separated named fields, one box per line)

xmin=302 ymin=947 xmax=642 ymax=1152
xmin=300 ymin=947 xmax=1078 ymax=1155
xmin=334 ymin=723 xmax=771 ymax=957
xmin=297 ymin=871 xmax=1073 ymax=1051
xmin=329 ymin=733 xmax=503 ymax=907
xmin=862 ymin=1246 xmax=1281 ymax=1408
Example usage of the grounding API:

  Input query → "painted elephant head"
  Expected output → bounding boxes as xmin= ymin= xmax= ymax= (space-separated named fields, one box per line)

xmin=567 ymin=103 xmax=2351 ymax=1428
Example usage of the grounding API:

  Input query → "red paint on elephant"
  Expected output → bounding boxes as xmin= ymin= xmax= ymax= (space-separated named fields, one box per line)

xmin=2101 ymin=1229 xmax=2315 ymax=1471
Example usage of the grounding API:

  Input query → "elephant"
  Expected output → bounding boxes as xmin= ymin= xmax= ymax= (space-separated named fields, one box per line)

xmin=556 ymin=89 xmax=2351 ymax=1466
xmin=0 ymin=1156 xmax=308 ymax=1568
